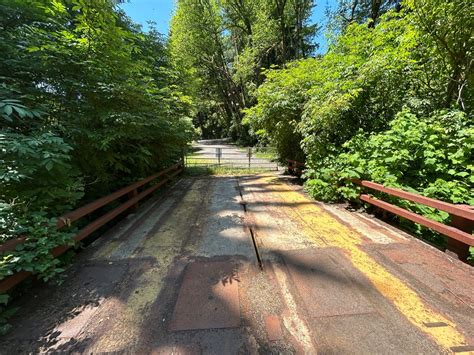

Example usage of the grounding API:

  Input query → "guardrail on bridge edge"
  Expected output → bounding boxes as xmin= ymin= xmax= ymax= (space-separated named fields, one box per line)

xmin=286 ymin=159 xmax=474 ymax=261
xmin=0 ymin=160 xmax=184 ymax=293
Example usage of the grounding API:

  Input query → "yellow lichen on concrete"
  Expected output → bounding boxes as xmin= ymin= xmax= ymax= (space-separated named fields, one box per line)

xmin=250 ymin=175 xmax=469 ymax=351
xmin=136 ymin=179 xmax=207 ymax=258
xmin=90 ymin=179 xmax=207 ymax=352
xmin=90 ymin=265 xmax=172 ymax=352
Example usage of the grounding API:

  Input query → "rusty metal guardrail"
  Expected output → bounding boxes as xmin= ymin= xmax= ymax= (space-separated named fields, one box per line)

xmin=353 ymin=179 xmax=474 ymax=261
xmin=0 ymin=161 xmax=184 ymax=293
xmin=286 ymin=159 xmax=474 ymax=261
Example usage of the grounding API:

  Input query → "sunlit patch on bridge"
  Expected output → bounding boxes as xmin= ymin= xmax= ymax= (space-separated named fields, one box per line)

xmin=1 ymin=172 xmax=473 ymax=354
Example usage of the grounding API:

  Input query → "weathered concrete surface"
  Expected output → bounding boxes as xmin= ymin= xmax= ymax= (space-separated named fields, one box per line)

xmin=240 ymin=174 xmax=474 ymax=354
xmin=169 ymin=261 xmax=241 ymax=331
xmin=0 ymin=173 xmax=473 ymax=354
xmin=196 ymin=177 xmax=254 ymax=259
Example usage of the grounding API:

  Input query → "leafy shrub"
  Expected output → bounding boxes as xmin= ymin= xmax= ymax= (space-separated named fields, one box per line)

xmin=0 ymin=211 xmax=75 ymax=281
xmin=301 ymin=11 xmax=420 ymax=164
xmin=0 ymin=131 xmax=83 ymax=283
xmin=246 ymin=10 xmax=422 ymax=163
xmin=0 ymin=0 xmax=194 ymax=303
xmin=304 ymin=109 xmax=474 ymax=241
xmin=243 ymin=61 xmax=319 ymax=162
xmin=0 ymin=132 xmax=84 ymax=217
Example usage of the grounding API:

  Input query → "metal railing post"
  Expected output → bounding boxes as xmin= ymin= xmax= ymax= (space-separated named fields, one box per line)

xmin=128 ymin=188 xmax=139 ymax=212
xmin=181 ymin=146 xmax=186 ymax=168
xmin=216 ymin=147 xmax=222 ymax=166
xmin=447 ymin=213 xmax=473 ymax=261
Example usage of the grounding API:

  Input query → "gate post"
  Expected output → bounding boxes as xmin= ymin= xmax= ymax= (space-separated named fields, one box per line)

xmin=128 ymin=188 xmax=139 ymax=212
xmin=216 ymin=147 xmax=222 ymax=165
xmin=248 ymin=148 xmax=252 ymax=169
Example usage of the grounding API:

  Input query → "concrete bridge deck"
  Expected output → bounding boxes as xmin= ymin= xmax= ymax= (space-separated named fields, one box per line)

xmin=1 ymin=174 xmax=473 ymax=354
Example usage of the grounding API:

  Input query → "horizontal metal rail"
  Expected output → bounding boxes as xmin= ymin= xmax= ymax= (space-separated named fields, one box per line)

xmin=360 ymin=195 xmax=474 ymax=246
xmin=56 ymin=164 xmax=181 ymax=229
xmin=0 ymin=162 xmax=184 ymax=293
xmin=186 ymin=164 xmax=277 ymax=167
xmin=354 ymin=179 xmax=474 ymax=261
xmin=354 ymin=180 xmax=474 ymax=221
xmin=187 ymin=158 xmax=276 ymax=162
xmin=0 ymin=236 xmax=27 ymax=253
xmin=186 ymin=146 xmax=280 ymax=171
xmin=287 ymin=159 xmax=473 ymax=261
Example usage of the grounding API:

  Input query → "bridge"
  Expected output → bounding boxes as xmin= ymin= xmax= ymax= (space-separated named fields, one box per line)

xmin=0 ymin=145 xmax=473 ymax=353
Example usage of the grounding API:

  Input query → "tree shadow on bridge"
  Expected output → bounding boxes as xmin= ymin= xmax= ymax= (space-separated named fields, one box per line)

xmin=0 ymin=173 xmax=370 ymax=353
xmin=0 ymin=178 xmax=197 ymax=352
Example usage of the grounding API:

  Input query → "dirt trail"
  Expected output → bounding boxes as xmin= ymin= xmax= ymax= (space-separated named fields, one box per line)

xmin=1 ymin=174 xmax=473 ymax=354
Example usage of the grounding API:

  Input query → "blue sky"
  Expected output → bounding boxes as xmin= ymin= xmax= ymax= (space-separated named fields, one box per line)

xmin=120 ymin=0 xmax=337 ymax=53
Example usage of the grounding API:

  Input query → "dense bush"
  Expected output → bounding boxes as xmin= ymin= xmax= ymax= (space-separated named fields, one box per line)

xmin=245 ymin=0 xmax=473 ymax=246
xmin=243 ymin=60 xmax=321 ymax=162
xmin=305 ymin=109 xmax=473 ymax=242
xmin=0 ymin=1 xmax=194 ymax=289
xmin=305 ymin=110 xmax=473 ymax=203
xmin=0 ymin=132 xmax=83 ymax=216
xmin=245 ymin=10 xmax=422 ymax=163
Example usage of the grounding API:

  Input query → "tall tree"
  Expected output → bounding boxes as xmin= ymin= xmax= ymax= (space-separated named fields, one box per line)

xmin=170 ymin=0 xmax=317 ymax=142
xmin=405 ymin=0 xmax=473 ymax=110
xmin=329 ymin=0 xmax=401 ymax=29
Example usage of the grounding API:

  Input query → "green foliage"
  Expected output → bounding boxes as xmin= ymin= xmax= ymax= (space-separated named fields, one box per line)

xmin=327 ymin=0 xmax=401 ymax=31
xmin=245 ymin=0 xmax=473 ymax=246
xmin=0 ymin=304 xmax=17 ymax=335
xmin=0 ymin=0 xmax=194 ymax=304
xmin=405 ymin=0 xmax=474 ymax=110
xmin=0 ymin=132 xmax=84 ymax=214
xmin=246 ymin=1 xmax=473 ymax=163
xmin=0 ymin=112 xmax=83 ymax=284
xmin=170 ymin=0 xmax=317 ymax=142
xmin=246 ymin=10 xmax=420 ymax=162
xmin=301 ymin=11 xmax=421 ymax=162
xmin=0 ymin=211 xmax=75 ymax=281
xmin=306 ymin=110 xmax=473 ymax=202
xmin=243 ymin=60 xmax=320 ymax=161
xmin=1 ymin=0 xmax=194 ymax=190
xmin=304 ymin=110 xmax=473 ymax=241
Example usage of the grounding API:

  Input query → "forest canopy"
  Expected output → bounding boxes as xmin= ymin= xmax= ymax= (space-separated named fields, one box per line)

xmin=169 ymin=0 xmax=318 ymax=142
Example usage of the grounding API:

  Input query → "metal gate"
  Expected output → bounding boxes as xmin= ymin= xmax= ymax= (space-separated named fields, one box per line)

xmin=185 ymin=143 xmax=280 ymax=171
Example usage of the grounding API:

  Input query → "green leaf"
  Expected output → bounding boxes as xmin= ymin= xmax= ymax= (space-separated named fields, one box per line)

xmin=4 ymin=105 xmax=12 ymax=116
xmin=0 ymin=294 xmax=9 ymax=305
